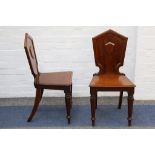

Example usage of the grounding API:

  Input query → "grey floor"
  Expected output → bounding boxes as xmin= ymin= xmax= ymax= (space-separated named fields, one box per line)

xmin=0 ymin=97 xmax=155 ymax=128
xmin=0 ymin=97 xmax=154 ymax=106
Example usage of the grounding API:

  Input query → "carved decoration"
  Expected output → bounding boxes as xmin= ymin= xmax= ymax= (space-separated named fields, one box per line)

xmin=92 ymin=29 xmax=128 ymax=75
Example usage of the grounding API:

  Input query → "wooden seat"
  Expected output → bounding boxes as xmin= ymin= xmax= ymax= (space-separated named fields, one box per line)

xmin=90 ymin=74 xmax=135 ymax=88
xmin=35 ymin=72 xmax=72 ymax=88
xmin=89 ymin=29 xmax=136 ymax=126
xmin=24 ymin=33 xmax=72 ymax=124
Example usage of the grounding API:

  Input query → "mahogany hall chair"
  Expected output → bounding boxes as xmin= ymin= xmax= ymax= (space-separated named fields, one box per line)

xmin=89 ymin=29 xmax=136 ymax=126
xmin=24 ymin=33 xmax=72 ymax=124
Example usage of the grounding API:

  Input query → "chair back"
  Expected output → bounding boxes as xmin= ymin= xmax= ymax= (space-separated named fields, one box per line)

xmin=24 ymin=33 xmax=39 ymax=78
xmin=92 ymin=29 xmax=128 ymax=74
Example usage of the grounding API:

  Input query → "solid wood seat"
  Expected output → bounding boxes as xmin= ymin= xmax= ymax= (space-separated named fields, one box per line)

xmin=89 ymin=29 xmax=136 ymax=127
xmin=90 ymin=74 xmax=135 ymax=88
xmin=35 ymin=71 xmax=73 ymax=89
xmin=24 ymin=33 xmax=72 ymax=124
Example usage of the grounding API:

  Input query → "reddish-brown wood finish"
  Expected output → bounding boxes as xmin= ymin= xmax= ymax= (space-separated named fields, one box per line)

xmin=89 ymin=29 xmax=136 ymax=126
xmin=24 ymin=33 xmax=72 ymax=124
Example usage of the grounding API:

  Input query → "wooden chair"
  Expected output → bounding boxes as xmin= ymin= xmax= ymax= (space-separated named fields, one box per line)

xmin=24 ymin=33 xmax=72 ymax=124
xmin=89 ymin=29 xmax=136 ymax=126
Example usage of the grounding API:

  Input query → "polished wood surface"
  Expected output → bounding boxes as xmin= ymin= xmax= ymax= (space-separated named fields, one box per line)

xmin=92 ymin=29 xmax=127 ymax=75
xmin=35 ymin=72 xmax=72 ymax=88
xmin=24 ymin=33 xmax=39 ymax=78
xmin=89 ymin=29 xmax=136 ymax=126
xmin=90 ymin=74 xmax=135 ymax=88
xmin=24 ymin=33 xmax=72 ymax=124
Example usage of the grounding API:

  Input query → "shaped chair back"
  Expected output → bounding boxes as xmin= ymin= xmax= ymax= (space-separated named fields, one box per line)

xmin=92 ymin=29 xmax=128 ymax=74
xmin=24 ymin=33 xmax=39 ymax=78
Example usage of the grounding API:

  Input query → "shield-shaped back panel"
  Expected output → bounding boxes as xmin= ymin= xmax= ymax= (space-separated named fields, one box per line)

xmin=92 ymin=29 xmax=128 ymax=74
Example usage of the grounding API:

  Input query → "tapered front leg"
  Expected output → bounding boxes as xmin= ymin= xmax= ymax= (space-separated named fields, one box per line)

xmin=65 ymin=91 xmax=72 ymax=124
xmin=90 ymin=89 xmax=97 ymax=126
xmin=118 ymin=91 xmax=123 ymax=109
xmin=127 ymin=90 xmax=134 ymax=126
xmin=95 ymin=92 xmax=97 ymax=109
xmin=27 ymin=88 xmax=43 ymax=122
xmin=70 ymin=84 xmax=72 ymax=109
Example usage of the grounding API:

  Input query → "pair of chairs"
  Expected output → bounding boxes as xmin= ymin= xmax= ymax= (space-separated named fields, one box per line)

xmin=24 ymin=29 xmax=136 ymax=127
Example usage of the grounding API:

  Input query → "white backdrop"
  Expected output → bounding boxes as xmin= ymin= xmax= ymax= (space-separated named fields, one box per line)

xmin=0 ymin=26 xmax=154 ymax=100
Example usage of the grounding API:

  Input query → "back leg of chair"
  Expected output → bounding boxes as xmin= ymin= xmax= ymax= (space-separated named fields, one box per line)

xmin=41 ymin=89 xmax=44 ymax=98
xmin=27 ymin=88 xmax=44 ymax=122
xmin=65 ymin=89 xmax=72 ymax=124
xmin=118 ymin=91 xmax=123 ymax=109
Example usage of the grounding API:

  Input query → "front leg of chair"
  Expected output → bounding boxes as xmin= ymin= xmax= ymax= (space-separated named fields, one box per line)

xmin=70 ymin=84 xmax=72 ymax=109
xmin=27 ymin=88 xmax=43 ymax=122
xmin=95 ymin=92 xmax=97 ymax=109
xmin=118 ymin=91 xmax=123 ymax=109
xmin=127 ymin=90 xmax=134 ymax=126
xmin=90 ymin=89 xmax=97 ymax=126
xmin=65 ymin=91 xmax=72 ymax=124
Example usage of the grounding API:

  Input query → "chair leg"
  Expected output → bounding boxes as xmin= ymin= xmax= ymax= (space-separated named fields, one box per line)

xmin=90 ymin=91 xmax=97 ymax=126
xmin=95 ymin=93 xmax=97 ymax=109
xmin=127 ymin=91 xmax=134 ymax=127
xmin=70 ymin=84 xmax=72 ymax=109
xmin=65 ymin=91 xmax=71 ymax=124
xmin=118 ymin=91 xmax=123 ymax=109
xmin=41 ymin=89 xmax=44 ymax=97
xmin=27 ymin=88 xmax=43 ymax=122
